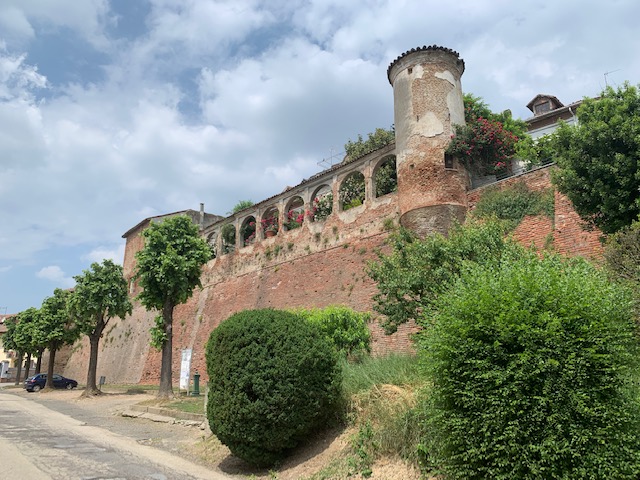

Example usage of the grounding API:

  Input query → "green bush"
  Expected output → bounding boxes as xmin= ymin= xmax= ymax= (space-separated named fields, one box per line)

xmin=419 ymin=252 xmax=640 ymax=479
xmin=205 ymin=309 xmax=342 ymax=467
xmin=297 ymin=305 xmax=371 ymax=359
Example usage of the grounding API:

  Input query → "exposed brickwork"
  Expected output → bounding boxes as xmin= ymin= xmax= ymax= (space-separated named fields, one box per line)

xmin=553 ymin=190 xmax=603 ymax=259
xmin=58 ymin=48 xmax=606 ymax=389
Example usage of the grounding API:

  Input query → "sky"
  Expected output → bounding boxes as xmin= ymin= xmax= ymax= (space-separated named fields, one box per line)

xmin=1 ymin=0 xmax=639 ymax=313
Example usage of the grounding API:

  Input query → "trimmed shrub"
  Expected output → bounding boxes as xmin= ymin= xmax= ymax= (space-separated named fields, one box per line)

xmin=419 ymin=252 xmax=640 ymax=479
xmin=205 ymin=309 xmax=342 ymax=467
xmin=297 ymin=305 xmax=372 ymax=359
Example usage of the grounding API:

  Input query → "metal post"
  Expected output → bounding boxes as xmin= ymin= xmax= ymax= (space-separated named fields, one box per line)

xmin=191 ymin=371 xmax=200 ymax=396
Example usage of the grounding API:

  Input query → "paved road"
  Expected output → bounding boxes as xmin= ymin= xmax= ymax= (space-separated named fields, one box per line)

xmin=0 ymin=389 xmax=232 ymax=480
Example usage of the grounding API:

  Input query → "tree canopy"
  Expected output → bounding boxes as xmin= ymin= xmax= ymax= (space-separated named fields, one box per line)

xmin=135 ymin=215 xmax=211 ymax=397
xmin=69 ymin=259 xmax=132 ymax=395
xmin=36 ymin=288 xmax=79 ymax=389
xmin=551 ymin=83 xmax=640 ymax=234
xmin=367 ymin=220 xmax=519 ymax=333
xmin=344 ymin=126 xmax=395 ymax=162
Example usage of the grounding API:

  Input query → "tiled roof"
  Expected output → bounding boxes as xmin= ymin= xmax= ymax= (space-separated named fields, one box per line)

xmin=387 ymin=45 xmax=465 ymax=82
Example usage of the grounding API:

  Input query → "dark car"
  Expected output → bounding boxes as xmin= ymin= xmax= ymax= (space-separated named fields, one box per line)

xmin=24 ymin=373 xmax=78 ymax=392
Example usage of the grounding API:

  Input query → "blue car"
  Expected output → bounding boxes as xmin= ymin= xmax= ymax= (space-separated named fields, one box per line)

xmin=24 ymin=373 xmax=78 ymax=392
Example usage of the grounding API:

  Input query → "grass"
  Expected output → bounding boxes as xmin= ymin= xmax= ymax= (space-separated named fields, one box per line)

xmin=340 ymin=354 xmax=425 ymax=476
xmin=165 ymin=395 xmax=206 ymax=414
xmin=341 ymin=353 xmax=422 ymax=396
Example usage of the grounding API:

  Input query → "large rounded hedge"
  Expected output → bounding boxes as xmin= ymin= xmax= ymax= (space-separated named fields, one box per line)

xmin=420 ymin=252 xmax=640 ymax=479
xmin=205 ymin=308 xmax=342 ymax=467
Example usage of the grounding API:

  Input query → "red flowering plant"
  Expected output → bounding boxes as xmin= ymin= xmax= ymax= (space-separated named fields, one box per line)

xmin=446 ymin=115 xmax=518 ymax=176
xmin=261 ymin=216 xmax=279 ymax=233
xmin=241 ymin=220 xmax=256 ymax=245
xmin=285 ymin=208 xmax=306 ymax=230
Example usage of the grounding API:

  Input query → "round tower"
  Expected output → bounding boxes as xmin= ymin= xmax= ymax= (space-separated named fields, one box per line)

xmin=388 ymin=45 xmax=468 ymax=237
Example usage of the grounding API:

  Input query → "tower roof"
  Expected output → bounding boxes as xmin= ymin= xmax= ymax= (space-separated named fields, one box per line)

xmin=387 ymin=45 xmax=465 ymax=83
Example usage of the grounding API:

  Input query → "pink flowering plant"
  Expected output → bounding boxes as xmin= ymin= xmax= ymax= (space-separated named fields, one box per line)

xmin=311 ymin=193 xmax=333 ymax=222
xmin=285 ymin=208 xmax=306 ymax=230
xmin=261 ymin=216 xmax=279 ymax=233
xmin=446 ymin=115 xmax=518 ymax=176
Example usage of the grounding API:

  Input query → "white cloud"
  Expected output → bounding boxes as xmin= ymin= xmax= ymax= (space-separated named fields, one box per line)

xmin=36 ymin=266 xmax=75 ymax=288
xmin=81 ymin=244 xmax=126 ymax=265
xmin=2 ymin=0 xmax=640 ymax=313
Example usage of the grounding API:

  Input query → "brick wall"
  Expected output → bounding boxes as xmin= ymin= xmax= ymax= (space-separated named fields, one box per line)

xmin=60 ymin=164 xmax=603 ymax=387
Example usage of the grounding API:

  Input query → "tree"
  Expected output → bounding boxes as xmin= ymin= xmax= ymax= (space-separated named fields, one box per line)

xmin=69 ymin=259 xmax=132 ymax=395
xmin=14 ymin=307 xmax=39 ymax=381
xmin=552 ymin=83 xmax=640 ymax=234
xmin=344 ymin=126 xmax=395 ymax=162
xmin=2 ymin=315 xmax=21 ymax=385
xmin=35 ymin=288 xmax=79 ymax=390
xmin=134 ymin=215 xmax=211 ymax=398
xmin=229 ymin=199 xmax=254 ymax=214
xmin=367 ymin=220 xmax=518 ymax=333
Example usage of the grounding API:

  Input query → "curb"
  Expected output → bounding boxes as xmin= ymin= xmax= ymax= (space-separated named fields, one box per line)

xmin=121 ymin=405 xmax=208 ymax=430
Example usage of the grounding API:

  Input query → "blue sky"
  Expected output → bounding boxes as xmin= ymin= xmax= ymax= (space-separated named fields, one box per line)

xmin=1 ymin=0 xmax=639 ymax=314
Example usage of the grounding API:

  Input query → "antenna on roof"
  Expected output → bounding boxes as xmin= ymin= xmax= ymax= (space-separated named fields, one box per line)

xmin=604 ymin=69 xmax=621 ymax=87
xmin=318 ymin=146 xmax=344 ymax=169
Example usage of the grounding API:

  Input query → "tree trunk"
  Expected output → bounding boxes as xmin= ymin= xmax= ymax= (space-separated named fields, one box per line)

xmin=45 ymin=347 xmax=57 ymax=390
xmin=157 ymin=300 xmax=174 ymax=399
xmin=85 ymin=318 xmax=105 ymax=395
xmin=35 ymin=349 xmax=44 ymax=374
xmin=23 ymin=353 xmax=32 ymax=382
xmin=14 ymin=351 xmax=23 ymax=386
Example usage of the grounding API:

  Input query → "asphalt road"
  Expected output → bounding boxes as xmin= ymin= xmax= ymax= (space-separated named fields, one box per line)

xmin=0 ymin=388 xmax=233 ymax=480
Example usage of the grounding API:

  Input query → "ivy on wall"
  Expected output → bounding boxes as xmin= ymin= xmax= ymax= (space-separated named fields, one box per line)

xmin=472 ymin=182 xmax=554 ymax=229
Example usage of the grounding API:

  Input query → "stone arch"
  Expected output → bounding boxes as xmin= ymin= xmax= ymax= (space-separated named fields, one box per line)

xmin=311 ymin=184 xmax=333 ymax=222
xmin=284 ymin=195 xmax=305 ymax=231
xmin=374 ymin=155 xmax=397 ymax=197
xmin=339 ymin=171 xmax=365 ymax=211
xmin=261 ymin=206 xmax=279 ymax=238
xmin=221 ymin=224 xmax=236 ymax=254
xmin=241 ymin=216 xmax=256 ymax=246
xmin=207 ymin=232 xmax=218 ymax=258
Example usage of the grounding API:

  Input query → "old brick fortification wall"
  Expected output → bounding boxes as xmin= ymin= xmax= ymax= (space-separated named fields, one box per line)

xmin=467 ymin=165 xmax=603 ymax=259
xmin=61 ymin=164 xmax=603 ymax=387
xmin=59 ymin=46 xmax=603 ymax=387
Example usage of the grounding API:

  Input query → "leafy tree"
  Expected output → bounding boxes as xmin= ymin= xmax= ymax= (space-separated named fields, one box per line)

xmin=2 ymin=315 xmax=22 ymax=385
xmin=14 ymin=307 xmax=40 ymax=381
xmin=134 ymin=215 xmax=211 ymax=398
xmin=463 ymin=93 xmax=529 ymax=141
xmin=367 ymin=220 xmax=518 ymax=333
xmin=344 ymin=126 xmax=395 ymax=161
xmin=419 ymin=252 xmax=640 ymax=479
xmin=69 ymin=259 xmax=132 ymax=395
xmin=229 ymin=199 xmax=254 ymax=214
xmin=206 ymin=309 xmax=341 ymax=467
xmin=551 ymin=83 xmax=640 ymax=234
xmin=35 ymin=288 xmax=79 ymax=390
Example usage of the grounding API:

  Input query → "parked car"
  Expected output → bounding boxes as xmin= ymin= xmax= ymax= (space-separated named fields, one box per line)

xmin=24 ymin=373 xmax=78 ymax=392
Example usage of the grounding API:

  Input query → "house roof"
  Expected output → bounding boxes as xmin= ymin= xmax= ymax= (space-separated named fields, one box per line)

xmin=121 ymin=209 xmax=223 ymax=239
xmin=526 ymin=94 xmax=564 ymax=112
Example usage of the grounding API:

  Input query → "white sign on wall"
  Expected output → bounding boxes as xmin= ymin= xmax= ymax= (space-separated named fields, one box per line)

xmin=179 ymin=348 xmax=192 ymax=391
